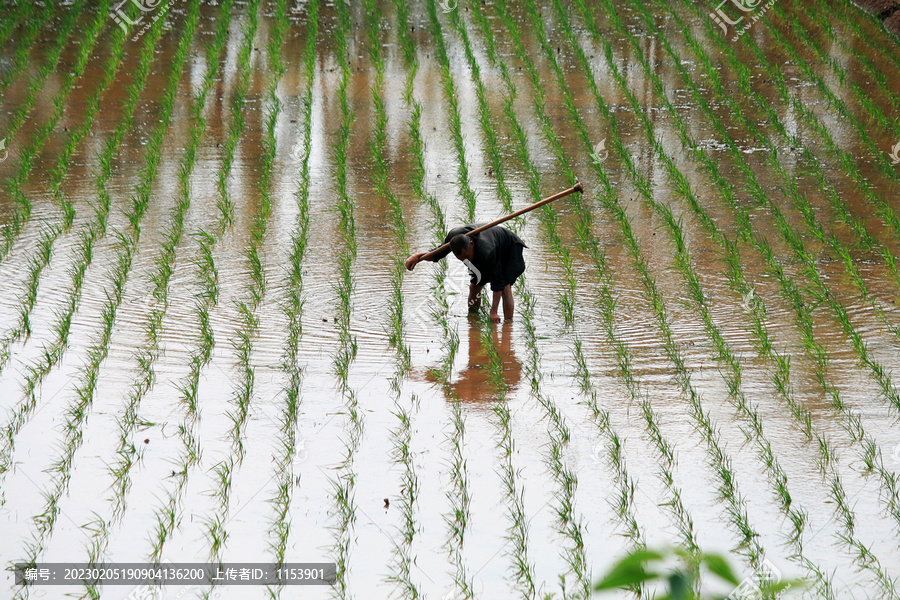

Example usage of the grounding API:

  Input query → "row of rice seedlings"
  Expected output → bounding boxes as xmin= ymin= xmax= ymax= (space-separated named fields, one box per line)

xmin=756 ymin=4 xmax=900 ymax=189
xmin=362 ymin=0 xmax=410 ymax=368
xmin=393 ymin=2 xmax=472 ymax=595
xmin=13 ymin=3 xmax=201 ymax=585
xmin=0 ymin=0 xmax=55 ymax=95
xmin=434 ymin=10 xmax=549 ymax=595
xmin=443 ymin=7 xmax=513 ymax=217
xmin=232 ymin=0 xmax=288 ymax=537
xmin=148 ymin=228 xmax=218 ymax=566
xmin=214 ymin=0 xmax=259 ymax=227
xmin=225 ymin=0 xmax=269 ymax=464
xmin=386 ymin=394 xmax=421 ymax=598
xmin=196 ymin=0 xmax=263 ymax=574
xmin=478 ymin=1 xmax=617 ymax=595
xmin=673 ymin=0 xmax=900 ymax=513
xmin=0 ymin=0 xmax=173 ymax=475
xmin=636 ymin=2 xmax=899 ymax=589
xmin=265 ymin=3 xmax=318 ymax=596
xmin=422 ymin=0 xmax=477 ymax=221
xmin=497 ymin=0 xmax=769 ymax=579
xmin=473 ymin=312 xmax=540 ymax=597
xmin=360 ymin=5 xmax=423 ymax=595
xmin=328 ymin=1 xmax=362 ymax=596
xmin=0 ymin=1 xmax=32 ymax=49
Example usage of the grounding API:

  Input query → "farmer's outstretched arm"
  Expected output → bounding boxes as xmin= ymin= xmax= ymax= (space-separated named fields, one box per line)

xmin=405 ymin=248 xmax=448 ymax=270
xmin=490 ymin=290 xmax=503 ymax=323
xmin=405 ymin=252 xmax=427 ymax=270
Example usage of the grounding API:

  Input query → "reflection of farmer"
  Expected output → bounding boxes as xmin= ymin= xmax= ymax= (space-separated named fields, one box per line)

xmin=405 ymin=224 xmax=527 ymax=322
xmin=420 ymin=320 xmax=521 ymax=403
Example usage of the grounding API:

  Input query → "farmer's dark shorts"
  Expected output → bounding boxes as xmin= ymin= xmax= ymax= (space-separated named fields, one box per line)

xmin=485 ymin=244 xmax=526 ymax=292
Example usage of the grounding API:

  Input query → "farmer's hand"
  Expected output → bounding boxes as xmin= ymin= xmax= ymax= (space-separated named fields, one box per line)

xmin=405 ymin=252 xmax=426 ymax=271
xmin=489 ymin=310 xmax=501 ymax=324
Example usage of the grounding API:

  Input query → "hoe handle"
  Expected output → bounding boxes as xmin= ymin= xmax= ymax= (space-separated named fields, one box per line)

xmin=420 ymin=181 xmax=584 ymax=261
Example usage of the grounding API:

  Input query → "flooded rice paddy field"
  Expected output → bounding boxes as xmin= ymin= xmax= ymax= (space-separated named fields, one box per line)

xmin=1 ymin=0 xmax=900 ymax=598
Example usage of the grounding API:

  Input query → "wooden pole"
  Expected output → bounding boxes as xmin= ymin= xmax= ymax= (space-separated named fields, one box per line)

xmin=420 ymin=181 xmax=584 ymax=261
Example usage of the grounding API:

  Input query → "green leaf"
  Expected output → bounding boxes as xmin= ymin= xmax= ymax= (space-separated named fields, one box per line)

xmin=702 ymin=553 xmax=740 ymax=585
xmin=594 ymin=550 xmax=664 ymax=590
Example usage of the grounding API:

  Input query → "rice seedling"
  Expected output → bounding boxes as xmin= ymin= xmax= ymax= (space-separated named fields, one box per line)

xmin=422 ymin=0 xmax=478 ymax=222
xmin=215 ymin=0 xmax=261 ymax=228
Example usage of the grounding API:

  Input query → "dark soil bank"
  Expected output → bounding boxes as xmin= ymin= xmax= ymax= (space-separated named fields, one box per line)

xmin=852 ymin=0 xmax=900 ymax=34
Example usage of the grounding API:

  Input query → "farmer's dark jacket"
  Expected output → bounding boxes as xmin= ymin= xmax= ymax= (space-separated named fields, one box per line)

xmin=430 ymin=224 xmax=527 ymax=291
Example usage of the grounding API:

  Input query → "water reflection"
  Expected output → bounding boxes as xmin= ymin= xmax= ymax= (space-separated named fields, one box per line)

xmin=428 ymin=318 xmax=521 ymax=403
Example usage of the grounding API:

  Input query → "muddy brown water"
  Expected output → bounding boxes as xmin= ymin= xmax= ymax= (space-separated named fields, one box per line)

xmin=1 ymin=0 xmax=899 ymax=598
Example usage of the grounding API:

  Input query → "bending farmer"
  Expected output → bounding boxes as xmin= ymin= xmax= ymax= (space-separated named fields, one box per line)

xmin=405 ymin=224 xmax=527 ymax=323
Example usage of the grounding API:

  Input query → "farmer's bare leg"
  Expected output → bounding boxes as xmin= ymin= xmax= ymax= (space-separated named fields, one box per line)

xmin=502 ymin=284 xmax=514 ymax=320
xmin=468 ymin=283 xmax=484 ymax=313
